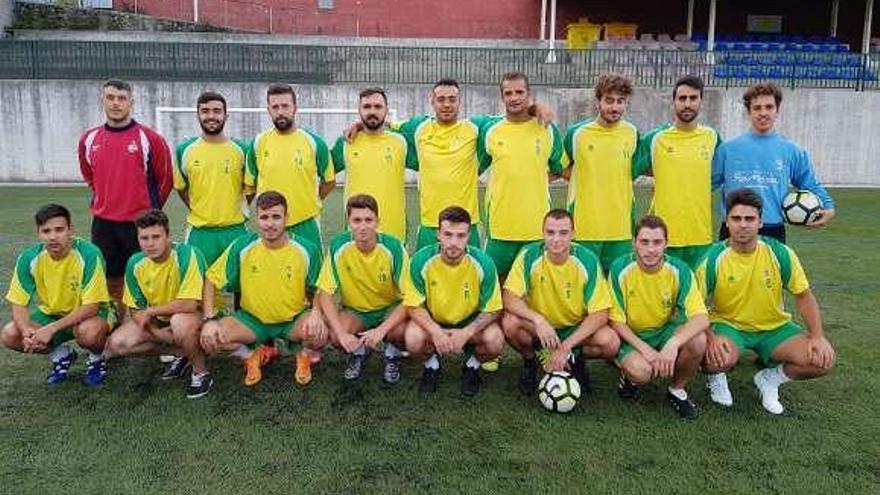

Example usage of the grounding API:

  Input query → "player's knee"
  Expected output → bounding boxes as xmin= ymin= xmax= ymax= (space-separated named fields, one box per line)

xmin=622 ymin=358 xmax=653 ymax=385
xmin=74 ymin=325 xmax=107 ymax=352
xmin=480 ymin=326 xmax=505 ymax=357
xmin=592 ymin=327 xmax=620 ymax=359
xmin=170 ymin=313 xmax=200 ymax=333
xmin=681 ymin=333 xmax=707 ymax=359
xmin=500 ymin=312 xmax=520 ymax=335
xmin=1 ymin=321 xmax=21 ymax=348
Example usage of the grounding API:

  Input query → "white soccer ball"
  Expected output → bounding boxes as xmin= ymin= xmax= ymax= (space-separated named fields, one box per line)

xmin=538 ymin=371 xmax=582 ymax=413
xmin=782 ymin=190 xmax=822 ymax=225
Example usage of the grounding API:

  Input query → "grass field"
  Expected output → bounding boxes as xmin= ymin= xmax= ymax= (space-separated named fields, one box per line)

xmin=1 ymin=186 xmax=878 ymax=494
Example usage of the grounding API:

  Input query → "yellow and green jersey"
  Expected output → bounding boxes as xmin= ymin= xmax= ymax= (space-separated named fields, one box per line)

xmin=396 ymin=115 xmax=489 ymax=227
xmin=208 ymin=232 xmax=321 ymax=324
xmin=123 ymin=243 xmax=206 ymax=311
xmin=504 ymin=242 xmax=612 ymax=329
xmin=332 ymin=130 xmax=408 ymax=240
xmin=696 ymin=237 xmax=809 ymax=331
xmin=317 ymin=232 xmax=408 ymax=313
xmin=246 ymin=127 xmax=335 ymax=227
xmin=477 ymin=117 xmax=566 ymax=241
xmin=563 ymin=119 xmax=639 ymax=241
xmin=635 ymin=123 xmax=722 ymax=247
xmin=609 ymin=254 xmax=707 ymax=333
xmin=174 ymin=136 xmax=249 ymax=228
xmin=404 ymin=245 xmax=502 ymax=326
xmin=6 ymin=238 xmax=110 ymax=315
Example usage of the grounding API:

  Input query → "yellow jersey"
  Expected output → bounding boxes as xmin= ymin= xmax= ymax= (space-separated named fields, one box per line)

xmin=174 ymin=136 xmax=249 ymax=228
xmin=123 ymin=243 xmax=206 ymax=310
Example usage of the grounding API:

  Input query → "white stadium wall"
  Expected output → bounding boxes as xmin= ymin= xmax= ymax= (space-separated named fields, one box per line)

xmin=0 ymin=80 xmax=878 ymax=186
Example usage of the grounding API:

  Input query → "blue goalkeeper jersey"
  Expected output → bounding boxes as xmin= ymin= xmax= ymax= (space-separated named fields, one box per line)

xmin=712 ymin=131 xmax=835 ymax=225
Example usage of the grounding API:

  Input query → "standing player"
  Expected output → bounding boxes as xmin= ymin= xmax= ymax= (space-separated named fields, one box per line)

xmin=317 ymin=194 xmax=409 ymax=382
xmin=200 ymin=191 xmax=328 ymax=387
xmin=712 ymin=82 xmax=835 ymax=242
xmin=102 ymin=210 xmax=211 ymax=398
xmin=699 ymin=189 xmax=835 ymax=414
xmin=247 ymin=84 xmax=335 ymax=249
xmin=609 ymin=216 xmax=709 ymax=419
xmin=635 ymin=75 xmax=721 ymax=269
xmin=563 ymin=74 xmax=639 ymax=272
xmin=332 ymin=88 xmax=408 ymax=241
xmin=78 ymin=80 xmax=173 ymax=314
xmin=477 ymin=72 xmax=566 ymax=280
xmin=2 ymin=205 xmax=112 ymax=386
xmin=502 ymin=209 xmax=619 ymax=395
xmin=404 ymin=207 xmax=505 ymax=396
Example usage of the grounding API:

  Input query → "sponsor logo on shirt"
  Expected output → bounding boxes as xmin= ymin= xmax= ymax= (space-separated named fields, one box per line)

xmin=463 ymin=281 xmax=471 ymax=300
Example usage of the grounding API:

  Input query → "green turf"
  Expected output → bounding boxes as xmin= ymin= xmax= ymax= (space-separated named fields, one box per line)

xmin=1 ymin=186 xmax=878 ymax=494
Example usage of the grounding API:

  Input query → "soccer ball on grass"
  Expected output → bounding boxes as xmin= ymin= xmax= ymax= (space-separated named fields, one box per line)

xmin=538 ymin=371 xmax=581 ymax=413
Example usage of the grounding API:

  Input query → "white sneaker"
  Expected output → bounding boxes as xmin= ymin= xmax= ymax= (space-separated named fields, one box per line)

xmin=707 ymin=373 xmax=734 ymax=406
xmin=753 ymin=369 xmax=784 ymax=415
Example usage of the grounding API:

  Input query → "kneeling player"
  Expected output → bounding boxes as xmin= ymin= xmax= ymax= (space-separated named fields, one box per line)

xmin=200 ymin=191 xmax=328 ymax=387
xmin=609 ymin=216 xmax=709 ymax=419
xmin=103 ymin=210 xmax=211 ymax=398
xmin=404 ymin=206 xmax=505 ymax=396
xmin=699 ymin=189 xmax=835 ymax=415
xmin=502 ymin=209 xmax=619 ymax=395
xmin=317 ymin=194 xmax=409 ymax=382
xmin=2 ymin=204 xmax=113 ymax=386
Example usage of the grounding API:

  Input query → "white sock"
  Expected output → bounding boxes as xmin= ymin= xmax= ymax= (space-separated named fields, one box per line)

xmin=87 ymin=352 xmax=103 ymax=364
xmin=424 ymin=354 xmax=440 ymax=370
xmin=230 ymin=345 xmax=252 ymax=359
xmin=668 ymin=387 xmax=688 ymax=400
xmin=49 ymin=344 xmax=73 ymax=363
xmin=384 ymin=343 xmax=402 ymax=358
xmin=190 ymin=371 xmax=208 ymax=386
xmin=353 ymin=345 xmax=367 ymax=356
xmin=465 ymin=355 xmax=481 ymax=370
xmin=766 ymin=364 xmax=792 ymax=387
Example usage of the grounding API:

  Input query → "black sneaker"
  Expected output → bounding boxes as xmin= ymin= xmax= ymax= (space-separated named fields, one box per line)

xmin=419 ymin=367 xmax=440 ymax=394
xmin=461 ymin=365 xmax=482 ymax=397
xmin=518 ymin=357 xmax=539 ymax=395
xmin=571 ymin=354 xmax=592 ymax=395
xmin=617 ymin=374 xmax=639 ymax=400
xmin=160 ymin=356 xmax=191 ymax=381
xmin=382 ymin=356 xmax=401 ymax=384
xmin=343 ymin=352 xmax=370 ymax=380
xmin=186 ymin=373 xmax=214 ymax=399
xmin=666 ymin=390 xmax=700 ymax=419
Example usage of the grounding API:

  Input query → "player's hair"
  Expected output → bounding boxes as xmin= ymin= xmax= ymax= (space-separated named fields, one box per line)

xmin=594 ymin=73 xmax=633 ymax=100
xmin=544 ymin=208 xmax=573 ymax=226
xmin=35 ymin=204 xmax=71 ymax=227
xmin=196 ymin=91 xmax=227 ymax=112
xmin=432 ymin=78 xmax=460 ymax=91
xmin=134 ymin=209 xmax=170 ymax=234
xmin=266 ymin=83 xmax=297 ymax=104
xmin=438 ymin=206 xmax=471 ymax=226
xmin=634 ymin=215 xmax=668 ymax=240
xmin=500 ymin=71 xmax=530 ymax=92
xmin=725 ymin=188 xmax=763 ymax=214
xmin=359 ymin=87 xmax=388 ymax=104
xmin=673 ymin=75 xmax=704 ymax=98
xmin=102 ymin=79 xmax=132 ymax=94
xmin=255 ymin=190 xmax=288 ymax=212
xmin=346 ymin=194 xmax=379 ymax=217
xmin=742 ymin=82 xmax=782 ymax=110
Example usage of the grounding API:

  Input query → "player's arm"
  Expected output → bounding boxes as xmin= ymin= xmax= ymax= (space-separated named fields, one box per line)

xmin=149 ymin=132 xmax=175 ymax=205
xmin=318 ymin=181 xmax=335 ymax=199
xmin=562 ymin=309 xmax=609 ymax=354
xmin=528 ymin=101 xmax=555 ymax=126
xmin=790 ymin=148 xmax=836 ymax=227
xmin=29 ymin=303 xmax=101 ymax=352
xmin=12 ymin=303 xmax=39 ymax=352
xmin=77 ymin=134 xmax=94 ymax=188
xmin=502 ymin=289 xmax=559 ymax=349
xmin=408 ymin=305 xmax=456 ymax=355
xmin=795 ymin=289 xmax=834 ymax=369
xmin=137 ymin=299 xmax=200 ymax=321
xmin=361 ymin=305 xmax=408 ymax=350
xmin=458 ymin=310 xmax=499 ymax=342
xmin=316 ymin=290 xmax=357 ymax=352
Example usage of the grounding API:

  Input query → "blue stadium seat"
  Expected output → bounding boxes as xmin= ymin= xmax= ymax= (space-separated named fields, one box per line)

xmin=713 ymin=66 xmax=729 ymax=78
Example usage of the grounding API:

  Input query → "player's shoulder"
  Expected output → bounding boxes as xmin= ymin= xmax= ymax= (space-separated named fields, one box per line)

xmin=79 ymin=124 xmax=105 ymax=142
xmin=644 ymin=121 xmax=674 ymax=140
xmin=298 ymin=126 xmax=327 ymax=145
xmin=15 ymin=242 xmax=46 ymax=267
xmin=411 ymin=243 xmax=442 ymax=268
xmin=464 ymin=245 xmax=498 ymax=274
xmin=382 ymin=128 xmax=409 ymax=148
xmin=289 ymin=233 xmax=321 ymax=258
xmin=175 ymin=135 xmax=201 ymax=154
xmin=663 ymin=253 xmax=695 ymax=277
xmin=570 ymin=243 xmax=602 ymax=271
xmin=608 ymin=252 xmax=638 ymax=279
xmin=134 ymin=121 xmax=166 ymax=141
xmin=125 ymin=250 xmax=149 ymax=273
xmin=566 ymin=118 xmax=596 ymax=134
xmin=759 ymin=235 xmax=798 ymax=259
xmin=230 ymin=137 xmax=249 ymax=154
xmin=377 ymin=232 xmax=406 ymax=254
xmin=229 ymin=231 xmax=262 ymax=253
xmin=618 ymin=118 xmax=639 ymax=136
xmin=328 ymin=231 xmax=354 ymax=254
xmin=71 ymin=237 xmax=103 ymax=259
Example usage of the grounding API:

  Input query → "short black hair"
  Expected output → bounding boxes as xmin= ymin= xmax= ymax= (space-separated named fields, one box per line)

xmin=544 ymin=208 xmax=573 ymax=226
xmin=673 ymin=75 xmax=704 ymax=98
xmin=267 ymin=83 xmax=296 ymax=104
xmin=359 ymin=87 xmax=388 ymax=105
xmin=438 ymin=206 xmax=471 ymax=226
xmin=134 ymin=209 xmax=170 ymax=234
xmin=432 ymin=78 xmax=460 ymax=91
xmin=725 ymin=188 xmax=763 ymax=215
xmin=35 ymin=204 xmax=71 ymax=227
xmin=500 ymin=71 xmax=530 ymax=92
xmin=346 ymin=194 xmax=379 ymax=217
xmin=103 ymin=79 xmax=132 ymax=93
xmin=197 ymin=91 xmax=227 ymax=112
xmin=634 ymin=215 xmax=668 ymax=240
xmin=255 ymin=190 xmax=288 ymax=212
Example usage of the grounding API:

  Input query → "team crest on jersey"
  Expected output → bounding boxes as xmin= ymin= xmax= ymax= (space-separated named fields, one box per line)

xmin=700 ymin=145 xmax=710 ymax=160
xmin=384 ymin=147 xmax=393 ymax=164
xmin=284 ymin=265 xmax=293 ymax=280
xmin=67 ymin=275 xmax=79 ymax=292
xmin=127 ymin=141 xmax=139 ymax=154
xmin=535 ymin=139 xmax=542 ymax=155
xmin=587 ymin=144 xmax=594 ymax=152
xmin=762 ymin=268 xmax=773 ymax=288
xmin=662 ymin=291 xmax=673 ymax=310
xmin=294 ymin=150 xmax=303 ymax=168
xmin=463 ymin=282 xmax=471 ymax=300
xmin=666 ymin=146 xmax=675 ymax=153
xmin=223 ymin=159 xmax=231 ymax=173
xmin=564 ymin=281 xmax=572 ymax=300
xmin=378 ymin=269 xmax=388 ymax=283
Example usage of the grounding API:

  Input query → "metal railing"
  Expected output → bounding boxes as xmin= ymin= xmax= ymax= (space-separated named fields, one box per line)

xmin=1 ymin=40 xmax=878 ymax=90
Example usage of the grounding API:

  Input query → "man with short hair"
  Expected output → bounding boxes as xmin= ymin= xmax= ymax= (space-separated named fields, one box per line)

xmin=247 ymin=84 xmax=335 ymax=249
xmin=404 ymin=206 xmax=505 ymax=397
xmin=477 ymin=72 xmax=566 ymax=280
xmin=78 ymin=79 xmax=173 ymax=313
xmin=635 ymin=75 xmax=722 ymax=269
xmin=102 ymin=209 xmax=210 ymax=397
xmin=317 ymin=194 xmax=409 ymax=383
xmin=332 ymin=87 xmax=408 ymax=241
xmin=712 ymin=82 xmax=835 ymax=243
xmin=502 ymin=209 xmax=619 ymax=395
xmin=699 ymin=189 xmax=835 ymax=415
xmin=609 ymin=215 xmax=709 ymax=419
xmin=2 ymin=204 xmax=113 ymax=386
xmin=563 ymin=73 xmax=639 ymax=272
xmin=200 ymin=191 xmax=328 ymax=387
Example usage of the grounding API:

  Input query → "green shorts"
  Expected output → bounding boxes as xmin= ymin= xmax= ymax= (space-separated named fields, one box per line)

xmin=30 ymin=306 xmax=112 ymax=349
xmin=666 ymin=244 xmax=712 ymax=270
xmin=285 ymin=216 xmax=322 ymax=251
xmin=712 ymin=320 xmax=803 ymax=367
xmin=345 ymin=306 xmax=393 ymax=330
xmin=416 ymin=224 xmax=481 ymax=251
xmin=576 ymin=239 xmax=632 ymax=273
xmin=484 ymin=238 xmax=533 ymax=276
xmin=186 ymin=223 xmax=249 ymax=266
xmin=232 ymin=308 xmax=306 ymax=350
xmin=615 ymin=322 xmax=679 ymax=364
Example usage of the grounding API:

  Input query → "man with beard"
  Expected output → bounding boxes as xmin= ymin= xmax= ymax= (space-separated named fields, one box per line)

xmin=246 ymin=84 xmax=335 ymax=250
xmin=78 ymin=80 xmax=173 ymax=316
xmin=563 ymin=74 xmax=639 ymax=273
xmin=635 ymin=76 xmax=722 ymax=269
xmin=332 ymin=88 xmax=408 ymax=241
